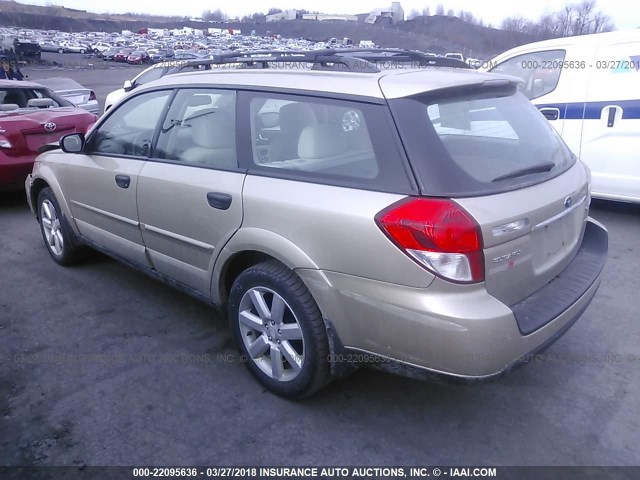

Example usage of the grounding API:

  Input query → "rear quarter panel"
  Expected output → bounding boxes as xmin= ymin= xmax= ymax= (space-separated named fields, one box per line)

xmin=218 ymin=175 xmax=435 ymax=300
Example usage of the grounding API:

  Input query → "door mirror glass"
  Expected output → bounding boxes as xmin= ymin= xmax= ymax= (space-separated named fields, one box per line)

xmin=60 ymin=133 xmax=85 ymax=153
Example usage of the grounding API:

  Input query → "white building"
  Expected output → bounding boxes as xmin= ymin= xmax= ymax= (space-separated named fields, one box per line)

xmin=170 ymin=27 xmax=204 ymax=36
xmin=266 ymin=9 xmax=299 ymax=22
xmin=302 ymin=13 xmax=358 ymax=21
xmin=365 ymin=2 xmax=404 ymax=24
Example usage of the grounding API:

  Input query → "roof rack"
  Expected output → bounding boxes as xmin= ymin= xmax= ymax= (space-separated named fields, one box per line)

xmin=165 ymin=50 xmax=378 ymax=73
xmin=335 ymin=49 xmax=471 ymax=69
xmin=164 ymin=48 xmax=469 ymax=75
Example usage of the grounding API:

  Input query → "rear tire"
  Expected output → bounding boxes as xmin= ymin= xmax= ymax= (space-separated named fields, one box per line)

xmin=228 ymin=260 xmax=331 ymax=398
xmin=37 ymin=187 xmax=89 ymax=266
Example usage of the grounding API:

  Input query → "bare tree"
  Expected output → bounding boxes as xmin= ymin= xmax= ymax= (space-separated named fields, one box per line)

xmin=203 ymin=8 xmax=228 ymax=22
xmin=501 ymin=0 xmax=614 ymax=38
xmin=407 ymin=8 xmax=421 ymax=20
xmin=501 ymin=16 xmax=528 ymax=32
xmin=592 ymin=11 xmax=614 ymax=32
xmin=446 ymin=8 xmax=455 ymax=17
xmin=422 ymin=6 xmax=431 ymax=16
xmin=435 ymin=4 xmax=445 ymax=16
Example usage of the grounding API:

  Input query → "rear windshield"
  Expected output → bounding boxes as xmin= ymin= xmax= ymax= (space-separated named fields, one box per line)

xmin=0 ymin=87 xmax=71 ymax=109
xmin=389 ymin=87 xmax=576 ymax=197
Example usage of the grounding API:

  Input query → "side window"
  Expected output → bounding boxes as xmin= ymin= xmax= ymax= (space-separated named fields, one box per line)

xmin=134 ymin=67 xmax=165 ymax=86
xmin=87 ymin=90 xmax=171 ymax=157
xmin=491 ymin=50 xmax=565 ymax=100
xmin=249 ymin=94 xmax=380 ymax=181
xmin=154 ymin=88 xmax=237 ymax=169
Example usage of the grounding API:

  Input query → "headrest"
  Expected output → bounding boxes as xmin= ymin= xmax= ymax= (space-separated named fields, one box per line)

xmin=27 ymin=98 xmax=55 ymax=108
xmin=191 ymin=112 xmax=235 ymax=149
xmin=187 ymin=95 xmax=212 ymax=107
xmin=298 ymin=125 xmax=347 ymax=159
xmin=279 ymin=102 xmax=316 ymax=133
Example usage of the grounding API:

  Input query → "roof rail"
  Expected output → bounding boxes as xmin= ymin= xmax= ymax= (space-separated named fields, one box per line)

xmin=163 ymin=49 xmax=469 ymax=75
xmin=167 ymin=50 xmax=381 ymax=73
xmin=336 ymin=49 xmax=471 ymax=69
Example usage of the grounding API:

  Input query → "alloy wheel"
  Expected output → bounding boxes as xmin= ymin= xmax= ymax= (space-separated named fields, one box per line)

xmin=238 ymin=287 xmax=305 ymax=382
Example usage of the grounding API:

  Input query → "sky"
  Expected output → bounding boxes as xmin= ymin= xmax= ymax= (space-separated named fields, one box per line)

xmin=18 ymin=0 xmax=640 ymax=29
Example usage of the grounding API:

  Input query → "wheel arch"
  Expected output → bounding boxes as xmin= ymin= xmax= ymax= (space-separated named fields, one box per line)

xmin=29 ymin=167 xmax=79 ymax=234
xmin=212 ymin=227 xmax=320 ymax=307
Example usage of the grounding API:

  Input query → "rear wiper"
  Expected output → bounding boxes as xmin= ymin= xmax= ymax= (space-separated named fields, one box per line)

xmin=491 ymin=162 xmax=555 ymax=182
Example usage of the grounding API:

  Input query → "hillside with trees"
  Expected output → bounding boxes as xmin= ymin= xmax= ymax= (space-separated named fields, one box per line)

xmin=0 ymin=0 xmax=616 ymax=58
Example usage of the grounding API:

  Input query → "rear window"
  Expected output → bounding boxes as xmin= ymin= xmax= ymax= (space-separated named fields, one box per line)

xmin=0 ymin=87 xmax=70 ymax=108
xmin=390 ymin=87 xmax=575 ymax=197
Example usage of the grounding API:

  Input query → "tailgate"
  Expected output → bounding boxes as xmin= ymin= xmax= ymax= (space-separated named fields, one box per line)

xmin=455 ymin=161 xmax=591 ymax=306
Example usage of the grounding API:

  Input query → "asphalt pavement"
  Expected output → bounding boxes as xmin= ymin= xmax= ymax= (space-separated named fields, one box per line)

xmin=0 ymin=61 xmax=639 ymax=468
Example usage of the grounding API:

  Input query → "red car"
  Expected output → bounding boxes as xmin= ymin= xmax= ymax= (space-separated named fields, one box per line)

xmin=0 ymin=80 xmax=97 ymax=190
xmin=127 ymin=50 xmax=150 ymax=65
xmin=113 ymin=49 xmax=133 ymax=62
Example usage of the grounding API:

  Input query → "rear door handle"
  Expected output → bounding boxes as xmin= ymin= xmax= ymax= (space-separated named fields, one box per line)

xmin=115 ymin=174 xmax=130 ymax=189
xmin=539 ymin=107 xmax=560 ymax=121
xmin=207 ymin=192 xmax=232 ymax=210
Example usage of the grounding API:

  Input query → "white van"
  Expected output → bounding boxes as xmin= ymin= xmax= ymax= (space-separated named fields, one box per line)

xmin=483 ymin=30 xmax=640 ymax=203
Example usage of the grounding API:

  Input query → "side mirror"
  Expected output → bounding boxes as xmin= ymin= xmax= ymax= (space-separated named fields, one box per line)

xmin=123 ymin=79 xmax=134 ymax=92
xmin=60 ymin=133 xmax=85 ymax=153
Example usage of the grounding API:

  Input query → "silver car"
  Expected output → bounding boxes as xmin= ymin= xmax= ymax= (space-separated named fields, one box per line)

xmin=25 ymin=55 xmax=608 ymax=398
xmin=36 ymin=77 xmax=99 ymax=115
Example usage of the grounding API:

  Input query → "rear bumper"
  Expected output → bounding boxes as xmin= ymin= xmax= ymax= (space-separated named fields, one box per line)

xmin=298 ymin=218 xmax=608 ymax=379
xmin=79 ymin=102 xmax=100 ymax=116
xmin=0 ymin=152 xmax=36 ymax=190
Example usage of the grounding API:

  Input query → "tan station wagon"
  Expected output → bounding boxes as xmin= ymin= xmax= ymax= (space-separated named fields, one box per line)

xmin=25 ymin=51 xmax=608 ymax=397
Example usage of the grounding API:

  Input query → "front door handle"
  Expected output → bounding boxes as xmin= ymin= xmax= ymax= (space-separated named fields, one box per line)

xmin=207 ymin=192 xmax=232 ymax=210
xmin=115 ymin=174 xmax=130 ymax=189
xmin=539 ymin=107 xmax=560 ymax=121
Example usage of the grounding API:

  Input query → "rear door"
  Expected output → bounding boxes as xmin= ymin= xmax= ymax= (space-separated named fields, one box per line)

xmin=579 ymin=40 xmax=640 ymax=201
xmin=136 ymin=88 xmax=244 ymax=295
xmin=61 ymin=89 xmax=172 ymax=266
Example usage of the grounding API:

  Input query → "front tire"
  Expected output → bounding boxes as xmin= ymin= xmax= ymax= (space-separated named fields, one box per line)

xmin=228 ymin=260 xmax=331 ymax=398
xmin=37 ymin=187 xmax=88 ymax=266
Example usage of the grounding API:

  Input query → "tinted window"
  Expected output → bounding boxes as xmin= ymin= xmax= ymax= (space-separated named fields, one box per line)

xmin=154 ymin=88 xmax=237 ymax=169
xmin=490 ymin=49 xmax=566 ymax=100
xmin=390 ymin=88 xmax=575 ymax=196
xmin=87 ymin=90 xmax=171 ymax=157
xmin=246 ymin=93 xmax=412 ymax=192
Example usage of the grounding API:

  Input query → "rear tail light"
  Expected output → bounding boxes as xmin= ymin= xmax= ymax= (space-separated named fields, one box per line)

xmin=89 ymin=91 xmax=97 ymax=101
xmin=376 ymin=198 xmax=484 ymax=283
